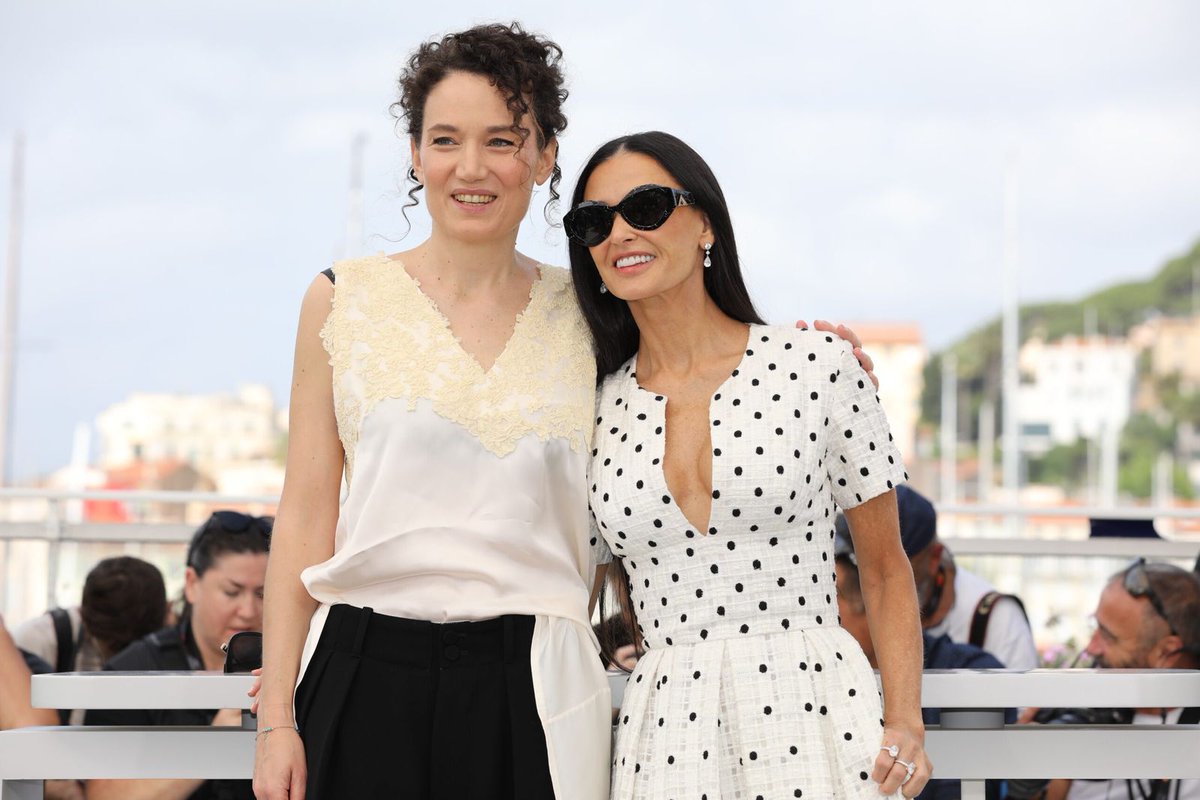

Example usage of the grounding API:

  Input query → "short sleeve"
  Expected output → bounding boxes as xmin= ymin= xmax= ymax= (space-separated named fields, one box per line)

xmin=826 ymin=342 xmax=908 ymax=509
xmin=588 ymin=504 xmax=613 ymax=567
xmin=11 ymin=613 xmax=58 ymax=667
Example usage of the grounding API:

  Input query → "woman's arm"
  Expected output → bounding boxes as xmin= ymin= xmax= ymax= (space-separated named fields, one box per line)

xmin=253 ymin=275 xmax=344 ymax=800
xmin=844 ymin=490 xmax=930 ymax=798
xmin=0 ymin=615 xmax=57 ymax=730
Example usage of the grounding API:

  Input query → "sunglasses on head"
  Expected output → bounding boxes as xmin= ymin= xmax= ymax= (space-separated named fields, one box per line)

xmin=564 ymin=184 xmax=696 ymax=247
xmin=186 ymin=510 xmax=274 ymax=569
xmin=1123 ymin=557 xmax=1177 ymax=636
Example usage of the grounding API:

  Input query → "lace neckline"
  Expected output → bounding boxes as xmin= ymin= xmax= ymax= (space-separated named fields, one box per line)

xmin=372 ymin=253 xmax=547 ymax=376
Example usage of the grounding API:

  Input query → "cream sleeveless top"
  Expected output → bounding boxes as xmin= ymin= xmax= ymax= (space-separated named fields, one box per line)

xmin=296 ymin=255 xmax=610 ymax=798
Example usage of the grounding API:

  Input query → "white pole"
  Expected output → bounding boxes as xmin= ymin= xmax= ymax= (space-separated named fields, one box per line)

xmin=0 ymin=134 xmax=24 ymax=486
xmin=940 ymin=353 xmax=958 ymax=504
xmin=978 ymin=400 xmax=995 ymax=502
xmin=344 ymin=133 xmax=367 ymax=260
xmin=1001 ymin=153 xmax=1021 ymax=525
xmin=1099 ymin=422 xmax=1119 ymax=509
xmin=1154 ymin=453 xmax=1174 ymax=536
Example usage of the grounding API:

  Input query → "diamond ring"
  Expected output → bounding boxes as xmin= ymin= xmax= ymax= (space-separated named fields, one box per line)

xmin=896 ymin=758 xmax=916 ymax=783
xmin=880 ymin=744 xmax=899 ymax=759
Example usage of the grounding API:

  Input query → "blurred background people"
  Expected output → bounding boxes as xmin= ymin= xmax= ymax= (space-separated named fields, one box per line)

xmin=1 ymin=613 xmax=82 ymax=800
xmin=892 ymin=485 xmax=1039 ymax=671
xmin=13 ymin=555 xmax=167 ymax=724
xmin=0 ymin=612 xmax=56 ymax=731
xmin=84 ymin=511 xmax=271 ymax=800
xmin=1009 ymin=560 xmax=1200 ymax=800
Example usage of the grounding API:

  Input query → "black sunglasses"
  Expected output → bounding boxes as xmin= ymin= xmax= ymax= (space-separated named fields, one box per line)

xmin=222 ymin=630 xmax=262 ymax=674
xmin=564 ymin=184 xmax=697 ymax=247
xmin=186 ymin=510 xmax=274 ymax=569
xmin=1123 ymin=557 xmax=1177 ymax=636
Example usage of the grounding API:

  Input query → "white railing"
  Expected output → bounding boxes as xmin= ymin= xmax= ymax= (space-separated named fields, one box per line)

xmin=3 ymin=489 xmax=1198 ymax=655
xmin=1 ymin=670 xmax=1199 ymax=800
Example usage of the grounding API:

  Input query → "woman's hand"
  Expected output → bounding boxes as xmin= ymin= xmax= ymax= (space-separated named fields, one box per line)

xmin=248 ymin=667 xmax=263 ymax=715
xmin=874 ymin=724 xmax=932 ymax=798
xmin=795 ymin=319 xmax=878 ymax=389
xmin=253 ymin=727 xmax=307 ymax=800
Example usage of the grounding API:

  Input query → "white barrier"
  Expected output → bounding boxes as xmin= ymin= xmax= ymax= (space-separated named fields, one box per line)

xmin=1 ymin=670 xmax=1198 ymax=800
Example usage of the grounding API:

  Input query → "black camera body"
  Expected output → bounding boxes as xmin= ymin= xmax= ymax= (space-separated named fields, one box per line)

xmin=1032 ymin=706 xmax=1132 ymax=726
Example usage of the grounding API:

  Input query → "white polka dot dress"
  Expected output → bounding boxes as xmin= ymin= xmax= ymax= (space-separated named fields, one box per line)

xmin=590 ymin=325 xmax=909 ymax=800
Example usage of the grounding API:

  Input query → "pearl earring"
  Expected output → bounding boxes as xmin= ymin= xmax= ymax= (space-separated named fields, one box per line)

xmin=600 ymin=281 xmax=608 ymax=294
xmin=703 ymin=242 xmax=713 ymax=268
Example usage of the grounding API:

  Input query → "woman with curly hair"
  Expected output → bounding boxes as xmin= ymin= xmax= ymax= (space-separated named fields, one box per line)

xmin=252 ymin=24 xmax=610 ymax=800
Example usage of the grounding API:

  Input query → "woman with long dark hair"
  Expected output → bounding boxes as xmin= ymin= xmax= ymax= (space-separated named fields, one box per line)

xmin=568 ymin=132 xmax=931 ymax=799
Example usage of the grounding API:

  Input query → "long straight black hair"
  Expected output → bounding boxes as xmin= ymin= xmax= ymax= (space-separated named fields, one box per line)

xmin=568 ymin=132 xmax=765 ymax=669
xmin=568 ymin=131 xmax=765 ymax=381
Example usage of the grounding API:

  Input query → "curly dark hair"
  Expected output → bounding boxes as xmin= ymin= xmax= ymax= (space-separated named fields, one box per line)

xmin=392 ymin=22 xmax=569 ymax=224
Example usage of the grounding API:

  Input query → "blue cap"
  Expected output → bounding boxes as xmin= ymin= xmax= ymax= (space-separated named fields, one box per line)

xmin=835 ymin=485 xmax=937 ymax=559
xmin=895 ymin=484 xmax=937 ymax=556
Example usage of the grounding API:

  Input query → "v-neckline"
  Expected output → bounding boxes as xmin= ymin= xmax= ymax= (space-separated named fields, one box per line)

xmin=629 ymin=324 xmax=756 ymax=537
xmin=383 ymin=254 xmax=545 ymax=376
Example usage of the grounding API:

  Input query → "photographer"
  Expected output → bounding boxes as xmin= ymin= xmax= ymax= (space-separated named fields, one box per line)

xmin=1015 ymin=560 xmax=1200 ymax=800
xmin=84 ymin=511 xmax=271 ymax=800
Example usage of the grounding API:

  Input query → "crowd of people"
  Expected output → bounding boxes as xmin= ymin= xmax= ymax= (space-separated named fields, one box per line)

xmin=2 ymin=19 xmax=1198 ymax=800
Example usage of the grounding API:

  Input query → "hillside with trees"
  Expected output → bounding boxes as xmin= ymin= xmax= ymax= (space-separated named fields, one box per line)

xmin=921 ymin=238 xmax=1200 ymax=499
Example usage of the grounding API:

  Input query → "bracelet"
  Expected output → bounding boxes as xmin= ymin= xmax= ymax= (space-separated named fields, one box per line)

xmin=256 ymin=724 xmax=299 ymax=739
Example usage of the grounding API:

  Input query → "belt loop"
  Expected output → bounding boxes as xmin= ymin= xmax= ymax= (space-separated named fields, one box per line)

xmin=503 ymin=616 xmax=514 ymax=664
xmin=351 ymin=606 xmax=373 ymax=657
xmin=429 ymin=621 xmax=439 ymax=672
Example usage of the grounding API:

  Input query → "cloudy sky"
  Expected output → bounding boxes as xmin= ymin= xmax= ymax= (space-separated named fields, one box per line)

xmin=1 ymin=1 xmax=1198 ymax=480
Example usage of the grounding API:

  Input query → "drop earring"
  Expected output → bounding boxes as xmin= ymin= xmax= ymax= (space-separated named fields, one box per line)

xmin=600 ymin=281 xmax=608 ymax=294
xmin=703 ymin=242 xmax=713 ymax=268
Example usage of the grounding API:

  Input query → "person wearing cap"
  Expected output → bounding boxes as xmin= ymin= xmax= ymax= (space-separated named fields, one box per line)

xmin=889 ymin=485 xmax=1038 ymax=671
xmin=84 ymin=511 xmax=271 ymax=800
xmin=834 ymin=521 xmax=1014 ymax=800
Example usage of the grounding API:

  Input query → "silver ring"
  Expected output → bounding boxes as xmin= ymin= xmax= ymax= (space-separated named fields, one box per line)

xmin=896 ymin=759 xmax=916 ymax=783
xmin=880 ymin=744 xmax=899 ymax=759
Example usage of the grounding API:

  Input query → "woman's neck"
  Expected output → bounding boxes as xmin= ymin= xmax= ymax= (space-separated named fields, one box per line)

xmin=407 ymin=229 xmax=528 ymax=296
xmin=629 ymin=281 xmax=749 ymax=383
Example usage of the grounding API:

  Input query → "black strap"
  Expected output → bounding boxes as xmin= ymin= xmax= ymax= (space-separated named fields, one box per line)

xmin=1179 ymin=706 xmax=1200 ymax=725
xmin=49 ymin=608 xmax=74 ymax=673
xmin=49 ymin=608 xmax=79 ymax=724
xmin=969 ymin=591 xmax=1029 ymax=649
xmin=148 ymin=627 xmax=195 ymax=670
xmin=321 ymin=267 xmax=335 ymax=284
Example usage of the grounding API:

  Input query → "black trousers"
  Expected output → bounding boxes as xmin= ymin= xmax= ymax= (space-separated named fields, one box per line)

xmin=295 ymin=605 xmax=556 ymax=800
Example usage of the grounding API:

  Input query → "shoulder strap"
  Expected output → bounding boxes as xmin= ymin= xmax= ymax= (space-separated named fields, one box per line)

xmin=48 ymin=608 xmax=74 ymax=673
xmin=969 ymin=591 xmax=1029 ymax=649
xmin=322 ymin=267 xmax=335 ymax=284
xmin=148 ymin=627 xmax=193 ymax=670
xmin=48 ymin=608 xmax=77 ymax=724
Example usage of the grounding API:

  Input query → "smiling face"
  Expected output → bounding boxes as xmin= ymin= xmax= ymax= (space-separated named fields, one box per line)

xmin=410 ymin=70 xmax=556 ymax=245
xmin=1085 ymin=579 xmax=1167 ymax=669
xmin=183 ymin=551 xmax=267 ymax=669
xmin=582 ymin=151 xmax=711 ymax=303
